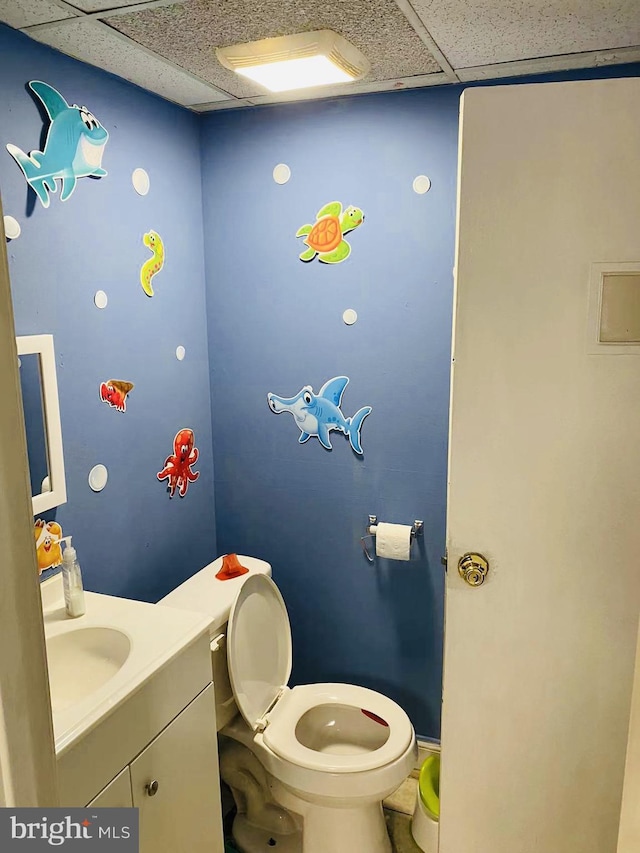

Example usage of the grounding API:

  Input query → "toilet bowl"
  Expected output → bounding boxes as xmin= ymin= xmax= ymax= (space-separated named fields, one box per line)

xmin=221 ymin=572 xmax=417 ymax=853
xmin=161 ymin=559 xmax=417 ymax=853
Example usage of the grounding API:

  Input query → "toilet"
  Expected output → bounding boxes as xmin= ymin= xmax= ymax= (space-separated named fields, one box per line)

xmin=160 ymin=556 xmax=417 ymax=853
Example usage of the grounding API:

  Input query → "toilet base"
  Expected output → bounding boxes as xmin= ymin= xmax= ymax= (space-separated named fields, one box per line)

xmin=269 ymin=771 xmax=392 ymax=853
xmin=233 ymin=814 xmax=302 ymax=853
xmin=296 ymin=801 xmax=392 ymax=853
xmin=232 ymin=791 xmax=393 ymax=853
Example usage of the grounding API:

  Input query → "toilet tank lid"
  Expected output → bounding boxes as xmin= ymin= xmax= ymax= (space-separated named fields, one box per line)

xmin=157 ymin=555 xmax=272 ymax=634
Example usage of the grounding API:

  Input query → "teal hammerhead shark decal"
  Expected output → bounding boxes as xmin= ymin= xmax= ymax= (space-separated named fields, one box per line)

xmin=6 ymin=81 xmax=109 ymax=208
xmin=267 ymin=376 xmax=372 ymax=454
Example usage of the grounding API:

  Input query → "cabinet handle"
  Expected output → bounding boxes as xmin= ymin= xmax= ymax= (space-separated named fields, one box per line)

xmin=145 ymin=780 xmax=159 ymax=797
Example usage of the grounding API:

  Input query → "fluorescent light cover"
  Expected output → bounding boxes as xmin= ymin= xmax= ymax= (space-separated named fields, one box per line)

xmin=216 ymin=30 xmax=370 ymax=94
xmin=237 ymin=55 xmax=352 ymax=92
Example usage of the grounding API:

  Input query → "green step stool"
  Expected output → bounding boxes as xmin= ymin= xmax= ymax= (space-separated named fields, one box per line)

xmin=411 ymin=753 xmax=440 ymax=852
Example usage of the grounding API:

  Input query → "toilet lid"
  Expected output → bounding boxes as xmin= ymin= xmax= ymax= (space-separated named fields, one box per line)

xmin=227 ymin=573 xmax=292 ymax=731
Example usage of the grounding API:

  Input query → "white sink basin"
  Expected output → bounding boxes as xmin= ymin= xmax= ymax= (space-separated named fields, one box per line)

xmin=41 ymin=575 xmax=213 ymax=756
xmin=47 ymin=627 xmax=131 ymax=713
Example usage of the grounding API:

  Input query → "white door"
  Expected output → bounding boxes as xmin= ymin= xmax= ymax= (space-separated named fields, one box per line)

xmin=441 ymin=79 xmax=640 ymax=853
xmin=0 ymin=199 xmax=57 ymax=806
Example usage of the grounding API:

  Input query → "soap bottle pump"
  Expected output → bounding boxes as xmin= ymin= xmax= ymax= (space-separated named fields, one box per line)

xmin=61 ymin=536 xmax=86 ymax=618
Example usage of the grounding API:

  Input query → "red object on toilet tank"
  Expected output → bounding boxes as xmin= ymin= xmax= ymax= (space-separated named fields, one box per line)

xmin=216 ymin=553 xmax=250 ymax=581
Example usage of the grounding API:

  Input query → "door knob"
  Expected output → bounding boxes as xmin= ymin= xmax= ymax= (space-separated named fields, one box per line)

xmin=458 ymin=553 xmax=489 ymax=587
xmin=145 ymin=780 xmax=159 ymax=797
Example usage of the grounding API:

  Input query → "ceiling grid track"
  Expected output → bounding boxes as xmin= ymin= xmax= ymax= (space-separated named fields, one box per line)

xmin=393 ymin=0 xmax=460 ymax=81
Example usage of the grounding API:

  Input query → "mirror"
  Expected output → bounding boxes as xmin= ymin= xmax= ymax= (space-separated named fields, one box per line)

xmin=16 ymin=335 xmax=66 ymax=514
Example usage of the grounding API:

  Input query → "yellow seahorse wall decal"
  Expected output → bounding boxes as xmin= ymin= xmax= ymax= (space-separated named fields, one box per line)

xmin=140 ymin=230 xmax=165 ymax=297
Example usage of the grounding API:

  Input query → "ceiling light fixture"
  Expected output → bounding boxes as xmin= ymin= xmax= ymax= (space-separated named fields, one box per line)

xmin=216 ymin=30 xmax=370 ymax=93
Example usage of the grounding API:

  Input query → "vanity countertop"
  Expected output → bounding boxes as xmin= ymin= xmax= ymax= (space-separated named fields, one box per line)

xmin=41 ymin=575 xmax=213 ymax=756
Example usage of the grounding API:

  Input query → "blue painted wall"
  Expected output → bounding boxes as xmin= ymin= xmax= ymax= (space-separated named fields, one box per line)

xmin=0 ymin=24 xmax=217 ymax=602
xmin=200 ymin=90 xmax=458 ymax=738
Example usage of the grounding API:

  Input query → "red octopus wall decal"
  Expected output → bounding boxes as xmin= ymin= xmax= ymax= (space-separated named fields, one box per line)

xmin=157 ymin=428 xmax=200 ymax=498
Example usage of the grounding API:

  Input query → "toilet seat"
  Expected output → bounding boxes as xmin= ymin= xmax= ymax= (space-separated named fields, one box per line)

xmin=227 ymin=575 xmax=414 ymax=775
xmin=227 ymin=573 xmax=292 ymax=731
xmin=263 ymin=683 xmax=414 ymax=773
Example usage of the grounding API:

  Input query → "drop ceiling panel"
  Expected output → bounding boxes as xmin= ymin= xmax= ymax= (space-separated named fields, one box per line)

xmin=0 ymin=0 xmax=76 ymax=29
xmin=456 ymin=45 xmax=640 ymax=82
xmin=29 ymin=18 xmax=231 ymax=105
xmin=107 ymin=0 xmax=444 ymax=99
xmin=411 ymin=0 xmax=640 ymax=68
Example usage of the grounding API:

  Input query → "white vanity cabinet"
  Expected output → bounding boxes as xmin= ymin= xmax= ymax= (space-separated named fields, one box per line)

xmin=130 ymin=684 xmax=222 ymax=852
xmin=55 ymin=625 xmax=224 ymax=853
xmin=83 ymin=684 xmax=224 ymax=853
xmin=86 ymin=686 xmax=223 ymax=853
xmin=87 ymin=767 xmax=132 ymax=808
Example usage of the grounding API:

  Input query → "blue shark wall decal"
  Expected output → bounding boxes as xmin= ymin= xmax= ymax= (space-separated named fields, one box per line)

xmin=267 ymin=376 xmax=372 ymax=454
xmin=6 ymin=81 xmax=109 ymax=207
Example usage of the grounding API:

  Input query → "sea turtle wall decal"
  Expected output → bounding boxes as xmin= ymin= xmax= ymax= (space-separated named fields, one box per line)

xmin=296 ymin=201 xmax=364 ymax=264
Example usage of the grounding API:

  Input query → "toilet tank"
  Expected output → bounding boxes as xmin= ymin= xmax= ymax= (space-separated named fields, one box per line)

xmin=158 ymin=555 xmax=272 ymax=730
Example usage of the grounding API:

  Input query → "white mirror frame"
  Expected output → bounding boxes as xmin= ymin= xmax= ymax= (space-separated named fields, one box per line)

xmin=16 ymin=335 xmax=66 ymax=515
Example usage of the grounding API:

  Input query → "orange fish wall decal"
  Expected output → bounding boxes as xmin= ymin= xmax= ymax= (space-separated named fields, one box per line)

xmin=34 ymin=519 xmax=63 ymax=574
xmin=100 ymin=379 xmax=134 ymax=413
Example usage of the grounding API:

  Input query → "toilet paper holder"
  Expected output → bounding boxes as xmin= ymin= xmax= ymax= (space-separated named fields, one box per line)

xmin=360 ymin=515 xmax=423 ymax=563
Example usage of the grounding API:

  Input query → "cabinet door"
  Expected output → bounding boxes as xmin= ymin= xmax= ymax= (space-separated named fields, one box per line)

xmin=87 ymin=768 xmax=133 ymax=808
xmin=130 ymin=684 xmax=223 ymax=853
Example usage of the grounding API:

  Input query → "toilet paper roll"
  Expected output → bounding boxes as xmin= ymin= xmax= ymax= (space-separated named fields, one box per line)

xmin=375 ymin=522 xmax=412 ymax=561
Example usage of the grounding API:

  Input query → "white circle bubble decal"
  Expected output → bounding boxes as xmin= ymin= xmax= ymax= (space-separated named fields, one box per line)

xmin=4 ymin=215 xmax=21 ymax=240
xmin=413 ymin=175 xmax=431 ymax=194
xmin=176 ymin=345 xmax=185 ymax=361
xmin=343 ymin=309 xmax=358 ymax=326
xmin=94 ymin=290 xmax=108 ymax=309
xmin=132 ymin=168 xmax=150 ymax=196
xmin=88 ymin=464 xmax=108 ymax=492
xmin=273 ymin=163 xmax=291 ymax=185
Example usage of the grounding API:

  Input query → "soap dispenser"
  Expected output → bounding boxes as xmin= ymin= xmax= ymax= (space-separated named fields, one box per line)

xmin=61 ymin=537 xmax=86 ymax=618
